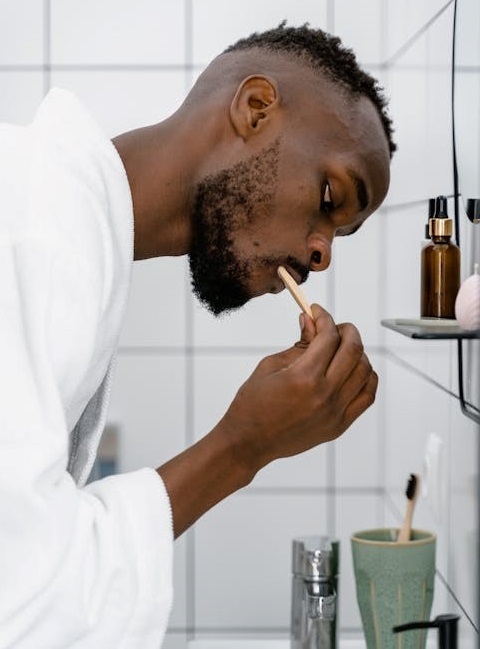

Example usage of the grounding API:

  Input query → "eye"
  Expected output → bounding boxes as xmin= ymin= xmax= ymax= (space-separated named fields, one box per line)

xmin=320 ymin=181 xmax=334 ymax=214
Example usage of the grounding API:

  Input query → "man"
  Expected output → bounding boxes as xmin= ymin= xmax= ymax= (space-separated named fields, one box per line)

xmin=0 ymin=22 xmax=393 ymax=649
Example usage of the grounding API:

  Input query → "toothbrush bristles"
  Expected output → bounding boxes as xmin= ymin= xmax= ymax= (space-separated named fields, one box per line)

xmin=405 ymin=473 xmax=417 ymax=500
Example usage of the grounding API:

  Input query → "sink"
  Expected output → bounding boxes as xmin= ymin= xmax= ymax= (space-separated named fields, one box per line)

xmin=188 ymin=643 xmax=290 ymax=649
xmin=187 ymin=638 xmax=439 ymax=649
xmin=187 ymin=641 xmax=366 ymax=649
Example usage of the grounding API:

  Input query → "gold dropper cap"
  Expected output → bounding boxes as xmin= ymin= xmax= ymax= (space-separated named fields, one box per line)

xmin=429 ymin=218 xmax=453 ymax=237
xmin=428 ymin=195 xmax=453 ymax=238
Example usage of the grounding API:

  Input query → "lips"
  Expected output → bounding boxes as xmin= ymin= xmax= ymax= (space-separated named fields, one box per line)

xmin=271 ymin=282 xmax=284 ymax=295
xmin=263 ymin=264 xmax=308 ymax=297
xmin=285 ymin=266 xmax=303 ymax=286
xmin=272 ymin=265 xmax=302 ymax=295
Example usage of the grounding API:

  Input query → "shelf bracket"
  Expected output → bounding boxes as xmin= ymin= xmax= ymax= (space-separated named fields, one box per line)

xmin=381 ymin=319 xmax=480 ymax=425
xmin=457 ymin=339 xmax=480 ymax=425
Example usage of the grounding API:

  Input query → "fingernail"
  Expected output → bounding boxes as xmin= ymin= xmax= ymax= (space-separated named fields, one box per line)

xmin=299 ymin=313 xmax=305 ymax=331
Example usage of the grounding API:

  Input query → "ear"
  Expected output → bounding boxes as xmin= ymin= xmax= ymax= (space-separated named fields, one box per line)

xmin=230 ymin=75 xmax=280 ymax=140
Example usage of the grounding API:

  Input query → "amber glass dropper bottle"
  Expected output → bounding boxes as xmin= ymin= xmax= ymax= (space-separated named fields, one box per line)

xmin=421 ymin=196 xmax=461 ymax=318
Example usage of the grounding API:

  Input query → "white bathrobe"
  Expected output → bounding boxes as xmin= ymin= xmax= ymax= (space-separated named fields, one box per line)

xmin=0 ymin=89 xmax=173 ymax=648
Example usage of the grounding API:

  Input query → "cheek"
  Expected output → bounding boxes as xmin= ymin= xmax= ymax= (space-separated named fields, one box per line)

xmin=232 ymin=185 xmax=317 ymax=259
xmin=274 ymin=166 xmax=320 ymax=219
xmin=271 ymin=193 xmax=318 ymax=245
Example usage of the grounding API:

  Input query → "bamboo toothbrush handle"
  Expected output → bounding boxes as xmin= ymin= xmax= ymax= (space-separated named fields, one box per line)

xmin=277 ymin=266 xmax=313 ymax=318
xmin=397 ymin=500 xmax=414 ymax=543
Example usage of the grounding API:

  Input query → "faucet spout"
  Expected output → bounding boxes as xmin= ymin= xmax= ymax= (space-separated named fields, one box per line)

xmin=305 ymin=580 xmax=336 ymax=621
xmin=290 ymin=536 xmax=339 ymax=649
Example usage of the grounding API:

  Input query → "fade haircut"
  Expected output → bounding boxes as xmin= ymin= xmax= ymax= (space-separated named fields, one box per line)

xmin=224 ymin=21 xmax=396 ymax=158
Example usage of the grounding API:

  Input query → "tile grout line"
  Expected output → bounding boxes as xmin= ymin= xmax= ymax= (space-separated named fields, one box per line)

xmin=382 ymin=0 xmax=455 ymax=68
xmin=42 ymin=0 xmax=51 ymax=96
xmin=379 ymin=345 xmax=480 ymax=414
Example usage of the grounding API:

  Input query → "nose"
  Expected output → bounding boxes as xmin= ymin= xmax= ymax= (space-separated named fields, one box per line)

xmin=308 ymin=234 xmax=332 ymax=272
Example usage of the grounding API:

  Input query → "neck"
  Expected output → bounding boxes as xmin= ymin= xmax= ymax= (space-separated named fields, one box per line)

xmin=112 ymin=116 xmax=194 ymax=260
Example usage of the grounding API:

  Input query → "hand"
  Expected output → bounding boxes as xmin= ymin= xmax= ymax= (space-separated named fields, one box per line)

xmin=220 ymin=304 xmax=378 ymax=473
xmin=157 ymin=303 xmax=377 ymax=537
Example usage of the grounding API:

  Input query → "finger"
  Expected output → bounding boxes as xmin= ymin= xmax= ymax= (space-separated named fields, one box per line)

xmin=324 ymin=323 xmax=364 ymax=389
xmin=311 ymin=303 xmax=334 ymax=330
xmin=294 ymin=305 xmax=341 ymax=375
xmin=268 ymin=305 xmax=340 ymax=375
xmin=337 ymin=353 xmax=375 ymax=407
xmin=265 ymin=311 xmax=337 ymax=374
xmin=255 ymin=341 xmax=309 ymax=376
xmin=342 ymin=370 xmax=378 ymax=429
xmin=294 ymin=312 xmax=315 ymax=349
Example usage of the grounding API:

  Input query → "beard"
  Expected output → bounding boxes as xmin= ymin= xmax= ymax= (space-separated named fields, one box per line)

xmin=189 ymin=217 xmax=250 ymax=316
xmin=189 ymin=141 xmax=280 ymax=316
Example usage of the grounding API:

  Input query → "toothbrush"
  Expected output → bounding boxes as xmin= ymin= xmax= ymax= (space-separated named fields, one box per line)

xmin=397 ymin=473 xmax=420 ymax=543
xmin=277 ymin=266 xmax=313 ymax=318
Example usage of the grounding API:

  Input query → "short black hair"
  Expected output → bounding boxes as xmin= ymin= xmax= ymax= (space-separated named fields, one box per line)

xmin=224 ymin=22 xmax=396 ymax=158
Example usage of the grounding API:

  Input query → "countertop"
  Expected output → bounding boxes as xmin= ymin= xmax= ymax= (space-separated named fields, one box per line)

xmin=188 ymin=641 xmax=366 ymax=648
xmin=188 ymin=638 xmax=438 ymax=648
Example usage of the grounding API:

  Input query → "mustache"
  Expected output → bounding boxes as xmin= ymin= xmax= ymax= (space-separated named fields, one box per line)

xmin=283 ymin=256 xmax=310 ymax=284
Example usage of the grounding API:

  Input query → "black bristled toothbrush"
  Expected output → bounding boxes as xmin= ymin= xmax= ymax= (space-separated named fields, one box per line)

xmin=397 ymin=473 xmax=421 ymax=543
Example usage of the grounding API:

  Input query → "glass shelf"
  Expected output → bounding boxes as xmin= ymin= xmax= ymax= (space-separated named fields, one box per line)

xmin=381 ymin=318 xmax=480 ymax=340
xmin=381 ymin=318 xmax=480 ymax=425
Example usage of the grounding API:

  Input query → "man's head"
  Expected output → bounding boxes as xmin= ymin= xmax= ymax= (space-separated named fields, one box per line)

xmin=187 ymin=22 xmax=394 ymax=315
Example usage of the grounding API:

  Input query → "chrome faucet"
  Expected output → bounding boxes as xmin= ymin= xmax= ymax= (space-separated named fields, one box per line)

xmin=291 ymin=536 xmax=339 ymax=649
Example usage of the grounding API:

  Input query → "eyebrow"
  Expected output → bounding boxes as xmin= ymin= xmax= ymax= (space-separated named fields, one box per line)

xmin=348 ymin=169 xmax=369 ymax=213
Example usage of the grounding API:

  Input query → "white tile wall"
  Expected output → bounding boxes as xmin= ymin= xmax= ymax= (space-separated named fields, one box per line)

xmin=108 ymin=355 xmax=187 ymax=474
xmin=454 ymin=0 xmax=480 ymax=67
xmin=454 ymin=74 xmax=480 ymax=206
xmin=386 ymin=69 xmax=453 ymax=205
xmin=194 ymin=492 xmax=328 ymax=629
xmin=0 ymin=71 xmax=44 ymax=124
xmin=163 ymin=634 xmax=189 ymax=649
xmin=384 ymin=5 xmax=454 ymax=206
xmin=381 ymin=337 xmax=456 ymax=392
xmin=334 ymin=352 xmax=385 ymax=489
xmin=50 ymin=69 xmax=188 ymax=137
xmin=191 ymin=0 xmax=328 ymax=66
xmin=50 ymin=0 xmax=186 ymax=65
xmin=0 ymin=0 xmax=44 ymax=65
xmin=120 ymin=257 xmax=189 ymax=348
xmin=331 ymin=214 xmax=384 ymax=346
xmin=449 ymin=404 xmax=479 ymax=623
xmin=383 ymin=359 xmax=451 ymax=492
xmin=385 ymin=0 xmax=453 ymax=61
xmin=2 ymin=0 xmax=478 ymax=647
xmin=331 ymin=0 xmax=383 ymax=65
xmin=382 ymin=204 xmax=426 ymax=321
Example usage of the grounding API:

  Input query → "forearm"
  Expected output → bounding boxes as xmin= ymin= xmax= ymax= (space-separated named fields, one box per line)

xmin=157 ymin=422 xmax=256 ymax=538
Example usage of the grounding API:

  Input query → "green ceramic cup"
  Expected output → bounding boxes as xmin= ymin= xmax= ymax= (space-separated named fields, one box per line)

xmin=351 ymin=528 xmax=436 ymax=649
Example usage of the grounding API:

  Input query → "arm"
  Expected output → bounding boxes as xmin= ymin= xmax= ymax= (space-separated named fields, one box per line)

xmin=1 ymin=236 xmax=173 ymax=647
xmin=0 ymin=101 xmax=174 ymax=647
xmin=158 ymin=304 xmax=378 ymax=537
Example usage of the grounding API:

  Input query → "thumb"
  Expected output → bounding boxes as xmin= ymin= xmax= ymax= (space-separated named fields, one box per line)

xmin=295 ymin=312 xmax=316 ymax=349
